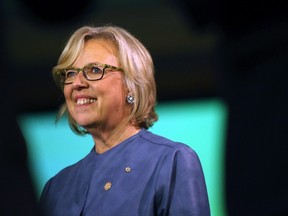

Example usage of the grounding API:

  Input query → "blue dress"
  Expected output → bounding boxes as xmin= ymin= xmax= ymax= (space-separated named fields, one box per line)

xmin=40 ymin=129 xmax=210 ymax=216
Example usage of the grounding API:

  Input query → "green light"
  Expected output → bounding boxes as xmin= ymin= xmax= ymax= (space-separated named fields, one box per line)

xmin=18 ymin=98 xmax=227 ymax=216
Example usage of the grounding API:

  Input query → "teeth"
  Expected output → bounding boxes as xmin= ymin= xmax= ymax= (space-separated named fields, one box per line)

xmin=77 ymin=98 xmax=96 ymax=105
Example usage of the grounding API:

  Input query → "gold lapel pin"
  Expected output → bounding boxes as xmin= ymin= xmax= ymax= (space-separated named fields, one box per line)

xmin=104 ymin=182 xmax=112 ymax=191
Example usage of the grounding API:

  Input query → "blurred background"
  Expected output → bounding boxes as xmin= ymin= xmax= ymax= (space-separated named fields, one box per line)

xmin=1 ymin=0 xmax=288 ymax=215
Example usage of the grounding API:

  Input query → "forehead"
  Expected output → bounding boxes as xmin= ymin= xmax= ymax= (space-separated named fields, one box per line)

xmin=74 ymin=39 xmax=119 ymax=67
xmin=86 ymin=38 xmax=117 ymax=52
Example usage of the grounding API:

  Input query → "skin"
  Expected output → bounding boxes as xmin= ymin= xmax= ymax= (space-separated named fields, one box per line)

xmin=64 ymin=39 xmax=140 ymax=154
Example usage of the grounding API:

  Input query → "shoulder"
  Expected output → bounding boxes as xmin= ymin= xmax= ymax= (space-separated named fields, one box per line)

xmin=40 ymin=149 xmax=93 ymax=202
xmin=135 ymin=129 xmax=201 ymax=166
xmin=138 ymin=129 xmax=196 ymax=154
xmin=45 ymin=149 xmax=93 ymax=185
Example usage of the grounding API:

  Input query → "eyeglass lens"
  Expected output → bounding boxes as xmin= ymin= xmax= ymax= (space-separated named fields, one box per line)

xmin=61 ymin=65 xmax=104 ymax=83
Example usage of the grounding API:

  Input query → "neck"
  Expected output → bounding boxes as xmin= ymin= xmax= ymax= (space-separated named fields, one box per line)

xmin=92 ymin=124 xmax=140 ymax=154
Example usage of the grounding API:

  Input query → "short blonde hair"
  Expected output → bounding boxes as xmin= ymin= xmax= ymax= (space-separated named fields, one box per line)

xmin=52 ymin=25 xmax=158 ymax=135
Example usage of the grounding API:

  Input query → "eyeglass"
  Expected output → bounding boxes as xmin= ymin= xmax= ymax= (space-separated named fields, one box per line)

xmin=56 ymin=63 xmax=123 ymax=84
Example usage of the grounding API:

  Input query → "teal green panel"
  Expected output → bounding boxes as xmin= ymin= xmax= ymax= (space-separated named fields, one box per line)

xmin=18 ymin=98 xmax=227 ymax=216
xmin=18 ymin=113 xmax=93 ymax=197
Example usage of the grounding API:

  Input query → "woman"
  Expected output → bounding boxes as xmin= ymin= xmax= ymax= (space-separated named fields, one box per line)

xmin=40 ymin=25 xmax=210 ymax=216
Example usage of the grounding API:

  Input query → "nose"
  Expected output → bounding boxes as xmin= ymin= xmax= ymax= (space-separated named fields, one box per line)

xmin=72 ymin=71 xmax=88 ymax=89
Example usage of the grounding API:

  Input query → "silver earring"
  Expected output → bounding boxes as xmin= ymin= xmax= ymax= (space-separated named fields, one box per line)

xmin=126 ymin=94 xmax=134 ymax=104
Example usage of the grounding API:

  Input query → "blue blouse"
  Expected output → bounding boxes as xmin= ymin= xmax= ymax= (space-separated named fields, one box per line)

xmin=40 ymin=129 xmax=210 ymax=216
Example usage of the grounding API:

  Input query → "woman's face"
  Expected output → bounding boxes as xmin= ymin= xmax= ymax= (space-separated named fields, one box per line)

xmin=63 ymin=39 xmax=128 ymax=132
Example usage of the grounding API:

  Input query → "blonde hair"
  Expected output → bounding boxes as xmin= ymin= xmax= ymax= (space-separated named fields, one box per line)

xmin=52 ymin=25 xmax=158 ymax=135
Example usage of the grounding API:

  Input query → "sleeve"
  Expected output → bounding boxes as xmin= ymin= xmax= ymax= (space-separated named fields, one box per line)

xmin=156 ymin=146 xmax=210 ymax=216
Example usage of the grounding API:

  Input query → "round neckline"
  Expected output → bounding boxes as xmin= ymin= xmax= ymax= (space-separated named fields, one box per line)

xmin=91 ymin=129 xmax=143 ymax=156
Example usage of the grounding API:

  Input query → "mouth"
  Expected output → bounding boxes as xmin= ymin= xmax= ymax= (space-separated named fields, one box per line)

xmin=76 ymin=98 xmax=97 ymax=105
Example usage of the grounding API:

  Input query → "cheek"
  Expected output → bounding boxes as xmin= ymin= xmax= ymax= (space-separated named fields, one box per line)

xmin=112 ymin=89 xmax=127 ymax=111
xmin=63 ymin=86 xmax=71 ymax=101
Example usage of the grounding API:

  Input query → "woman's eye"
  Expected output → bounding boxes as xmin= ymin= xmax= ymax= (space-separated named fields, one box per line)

xmin=66 ymin=70 xmax=77 ymax=78
xmin=90 ymin=66 xmax=102 ymax=74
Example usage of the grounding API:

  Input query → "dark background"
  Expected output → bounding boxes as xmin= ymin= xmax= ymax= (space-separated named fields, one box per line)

xmin=1 ymin=0 xmax=287 ymax=215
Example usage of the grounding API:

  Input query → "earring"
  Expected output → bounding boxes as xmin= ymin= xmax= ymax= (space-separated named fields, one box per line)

xmin=126 ymin=94 xmax=135 ymax=104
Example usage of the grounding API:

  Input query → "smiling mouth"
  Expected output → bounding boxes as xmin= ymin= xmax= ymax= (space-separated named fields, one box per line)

xmin=76 ymin=98 xmax=97 ymax=105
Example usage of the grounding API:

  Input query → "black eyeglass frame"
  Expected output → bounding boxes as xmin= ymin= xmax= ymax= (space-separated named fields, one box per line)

xmin=55 ymin=63 xmax=123 ymax=85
